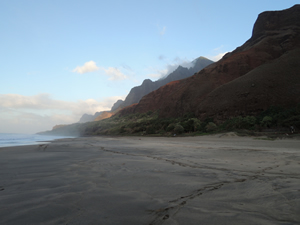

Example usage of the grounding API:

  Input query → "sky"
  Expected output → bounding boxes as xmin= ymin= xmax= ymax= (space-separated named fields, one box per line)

xmin=1 ymin=0 xmax=299 ymax=134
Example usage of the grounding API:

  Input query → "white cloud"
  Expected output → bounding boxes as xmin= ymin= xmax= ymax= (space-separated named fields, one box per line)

xmin=207 ymin=45 xmax=230 ymax=62
xmin=213 ymin=45 xmax=224 ymax=52
xmin=147 ymin=68 xmax=168 ymax=79
xmin=103 ymin=67 xmax=127 ymax=81
xmin=0 ymin=94 xmax=124 ymax=133
xmin=146 ymin=56 xmax=193 ymax=80
xmin=211 ymin=52 xmax=228 ymax=61
xmin=73 ymin=61 xmax=100 ymax=74
xmin=72 ymin=61 xmax=128 ymax=81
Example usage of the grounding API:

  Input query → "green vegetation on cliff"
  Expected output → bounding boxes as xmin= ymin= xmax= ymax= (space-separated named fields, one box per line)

xmin=41 ymin=104 xmax=300 ymax=137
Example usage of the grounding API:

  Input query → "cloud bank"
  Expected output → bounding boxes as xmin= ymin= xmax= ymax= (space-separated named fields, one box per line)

xmin=0 ymin=93 xmax=123 ymax=134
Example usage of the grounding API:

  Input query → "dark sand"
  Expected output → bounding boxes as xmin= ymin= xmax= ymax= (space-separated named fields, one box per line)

xmin=0 ymin=134 xmax=299 ymax=225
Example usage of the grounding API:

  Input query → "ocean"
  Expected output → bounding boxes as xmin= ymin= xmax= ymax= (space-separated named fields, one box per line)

xmin=0 ymin=133 xmax=74 ymax=148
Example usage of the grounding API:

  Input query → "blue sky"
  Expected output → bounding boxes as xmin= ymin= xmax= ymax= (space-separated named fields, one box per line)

xmin=0 ymin=0 xmax=298 ymax=133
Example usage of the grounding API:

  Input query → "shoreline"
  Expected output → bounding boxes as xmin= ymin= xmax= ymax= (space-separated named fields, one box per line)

xmin=0 ymin=135 xmax=299 ymax=224
xmin=0 ymin=134 xmax=76 ymax=148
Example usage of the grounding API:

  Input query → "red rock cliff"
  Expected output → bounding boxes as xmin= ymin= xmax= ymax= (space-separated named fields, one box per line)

xmin=119 ymin=5 xmax=300 ymax=120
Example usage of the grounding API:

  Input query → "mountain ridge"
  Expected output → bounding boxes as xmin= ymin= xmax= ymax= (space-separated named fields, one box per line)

xmin=118 ymin=4 xmax=300 ymax=120
xmin=112 ymin=56 xmax=214 ymax=111
xmin=78 ymin=56 xmax=213 ymax=123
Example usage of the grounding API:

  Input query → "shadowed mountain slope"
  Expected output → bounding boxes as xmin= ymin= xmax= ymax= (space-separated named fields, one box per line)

xmin=112 ymin=57 xmax=213 ymax=111
xmin=119 ymin=5 xmax=300 ymax=120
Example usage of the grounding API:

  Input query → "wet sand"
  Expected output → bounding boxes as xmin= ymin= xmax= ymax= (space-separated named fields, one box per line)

xmin=0 ymin=134 xmax=299 ymax=225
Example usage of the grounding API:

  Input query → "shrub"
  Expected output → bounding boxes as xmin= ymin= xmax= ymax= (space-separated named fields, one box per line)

xmin=166 ymin=123 xmax=176 ymax=132
xmin=192 ymin=118 xmax=202 ymax=131
xmin=146 ymin=111 xmax=153 ymax=116
xmin=241 ymin=116 xmax=256 ymax=129
xmin=185 ymin=118 xmax=201 ymax=132
xmin=119 ymin=126 xmax=126 ymax=133
xmin=183 ymin=112 xmax=196 ymax=119
xmin=281 ymin=115 xmax=300 ymax=128
xmin=146 ymin=126 xmax=156 ymax=134
xmin=261 ymin=116 xmax=273 ymax=127
xmin=222 ymin=116 xmax=256 ymax=130
xmin=154 ymin=118 xmax=172 ymax=131
xmin=233 ymin=116 xmax=244 ymax=129
xmin=174 ymin=124 xmax=184 ymax=134
xmin=181 ymin=120 xmax=192 ymax=132
xmin=205 ymin=122 xmax=217 ymax=132
xmin=222 ymin=116 xmax=243 ymax=129
xmin=132 ymin=126 xmax=145 ymax=133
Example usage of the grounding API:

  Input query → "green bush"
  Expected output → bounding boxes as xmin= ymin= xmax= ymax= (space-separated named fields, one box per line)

xmin=146 ymin=126 xmax=156 ymax=134
xmin=221 ymin=116 xmax=256 ymax=130
xmin=132 ymin=126 xmax=145 ymax=133
xmin=280 ymin=115 xmax=300 ymax=127
xmin=237 ymin=116 xmax=257 ymax=129
xmin=234 ymin=116 xmax=244 ymax=128
xmin=146 ymin=111 xmax=153 ymax=116
xmin=166 ymin=123 xmax=176 ymax=132
xmin=153 ymin=118 xmax=172 ymax=131
xmin=174 ymin=124 xmax=184 ymax=134
xmin=119 ymin=125 xmax=126 ymax=133
xmin=205 ymin=122 xmax=217 ymax=132
xmin=192 ymin=118 xmax=202 ymax=131
xmin=261 ymin=116 xmax=273 ymax=127
xmin=182 ymin=118 xmax=202 ymax=132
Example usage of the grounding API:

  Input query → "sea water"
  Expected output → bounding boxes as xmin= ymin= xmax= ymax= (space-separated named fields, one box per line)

xmin=0 ymin=133 xmax=74 ymax=148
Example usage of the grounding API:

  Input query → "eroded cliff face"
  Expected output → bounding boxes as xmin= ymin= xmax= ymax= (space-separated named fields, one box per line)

xmin=119 ymin=5 xmax=300 ymax=120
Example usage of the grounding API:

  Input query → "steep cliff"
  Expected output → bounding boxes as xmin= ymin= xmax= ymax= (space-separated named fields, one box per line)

xmin=119 ymin=5 xmax=300 ymax=120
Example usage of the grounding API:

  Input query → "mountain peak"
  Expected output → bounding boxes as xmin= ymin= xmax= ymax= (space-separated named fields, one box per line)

xmin=177 ymin=65 xmax=186 ymax=70
xmin=142 ymin=79 xmax=153 ymax=84
xmin=251 ymin=4 xmax=300 ymax=41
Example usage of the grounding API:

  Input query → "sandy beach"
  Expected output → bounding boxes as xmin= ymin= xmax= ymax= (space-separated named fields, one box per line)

xmin=0 ymin=134 xmax=299 ymax=225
